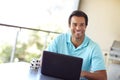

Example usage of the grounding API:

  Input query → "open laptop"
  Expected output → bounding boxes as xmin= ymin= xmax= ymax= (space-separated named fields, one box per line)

xmin=41 ymin=51 xmax=83 ymax=80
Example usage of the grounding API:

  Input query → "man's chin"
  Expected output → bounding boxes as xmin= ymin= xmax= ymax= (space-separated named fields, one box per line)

xmin=75 ymin=35 xmax=84 ymax=39
xmin=75 ymin=37 xmax=81 ymax=40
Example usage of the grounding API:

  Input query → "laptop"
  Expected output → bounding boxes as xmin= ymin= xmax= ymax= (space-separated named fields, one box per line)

xmin=41 ymin=51 xmax=83 ymax=80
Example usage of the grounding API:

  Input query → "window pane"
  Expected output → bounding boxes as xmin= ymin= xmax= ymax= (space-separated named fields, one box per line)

xmin=0 ymin=26 xmax=18 ymax=63
xmin=0 ymin=0 xmax=79 ymax=32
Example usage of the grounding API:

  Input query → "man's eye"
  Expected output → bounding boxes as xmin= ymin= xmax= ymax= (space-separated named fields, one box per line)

xmin=80 ymin=23 xmax=85 ymax=27
xmin=73 ymin=23 xmax=77 ymax=26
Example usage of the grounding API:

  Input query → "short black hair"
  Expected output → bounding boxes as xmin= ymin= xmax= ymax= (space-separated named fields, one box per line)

xmin=68 ymin=10 xmax=88 ymax=26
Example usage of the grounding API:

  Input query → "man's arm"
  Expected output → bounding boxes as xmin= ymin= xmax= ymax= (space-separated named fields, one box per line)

xmin=81 ymin=70 xmax=107 ymax=80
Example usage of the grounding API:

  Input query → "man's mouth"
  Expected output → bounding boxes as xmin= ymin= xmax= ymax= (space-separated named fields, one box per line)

xmin=76 ymin=31 xmax=82 ymax=35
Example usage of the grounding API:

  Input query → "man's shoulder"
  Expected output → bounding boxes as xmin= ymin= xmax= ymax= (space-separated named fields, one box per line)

xmin=85 ymin=36 xmax=99 ymax=47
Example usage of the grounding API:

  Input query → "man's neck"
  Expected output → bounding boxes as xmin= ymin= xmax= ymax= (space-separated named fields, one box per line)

xmin=71 ymin=36 xmax=84 ymax=48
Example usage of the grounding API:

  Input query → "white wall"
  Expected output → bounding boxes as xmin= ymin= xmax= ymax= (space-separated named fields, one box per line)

xmin=79 ymin=0 xmax=120 ymax=53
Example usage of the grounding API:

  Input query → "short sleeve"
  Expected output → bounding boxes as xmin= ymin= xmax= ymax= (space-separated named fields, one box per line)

xmin=91 ymin=44 xmax=106 ymax=71
xmin=45 ymin=36 xmax=58 ymax=52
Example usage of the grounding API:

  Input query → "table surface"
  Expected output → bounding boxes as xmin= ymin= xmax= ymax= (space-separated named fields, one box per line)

xmin=1 ymin=62 xmax=120 ymax=80
xmin=0 ymin=62 xmax=63 ymax=80
xmin=107 ymin=63 xmax=120 ymax=80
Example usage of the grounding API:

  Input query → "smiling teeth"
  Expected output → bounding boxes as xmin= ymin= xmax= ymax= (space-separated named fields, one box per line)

xmin=76 ymin=32 xmax=81 ymax=34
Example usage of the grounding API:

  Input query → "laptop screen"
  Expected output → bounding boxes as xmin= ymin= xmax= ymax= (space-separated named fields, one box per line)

xmin=41 ymin=51 xmax=83 ymax=80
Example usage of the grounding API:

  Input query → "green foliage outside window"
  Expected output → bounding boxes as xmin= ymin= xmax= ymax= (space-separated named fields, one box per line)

xmin=0 ymin=32 xmax=57 ymax=63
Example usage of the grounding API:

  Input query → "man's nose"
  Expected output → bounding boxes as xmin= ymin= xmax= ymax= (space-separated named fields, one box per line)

xmin=76 ymin=25 xmax=81 ymax=30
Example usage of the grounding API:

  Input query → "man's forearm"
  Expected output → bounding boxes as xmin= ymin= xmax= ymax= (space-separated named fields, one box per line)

xmin=81 ymin=70 xmax=107 ymax=80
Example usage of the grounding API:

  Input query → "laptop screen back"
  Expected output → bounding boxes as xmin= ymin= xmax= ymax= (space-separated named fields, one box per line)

xmin=41 ymin=51 xmax=83 ymax=80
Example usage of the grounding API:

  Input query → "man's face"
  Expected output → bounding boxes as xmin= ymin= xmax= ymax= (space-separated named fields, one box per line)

xmin=69 ymin=16 xmax=87 ymax=40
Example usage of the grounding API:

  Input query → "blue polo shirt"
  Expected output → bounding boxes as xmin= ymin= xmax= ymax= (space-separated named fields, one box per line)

xmin=46 ymin=32 xmax=106 ymax=80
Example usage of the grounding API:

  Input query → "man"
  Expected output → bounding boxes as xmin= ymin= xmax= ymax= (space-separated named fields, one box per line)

xmin=46 ymin=10 xmax=107 ymax=80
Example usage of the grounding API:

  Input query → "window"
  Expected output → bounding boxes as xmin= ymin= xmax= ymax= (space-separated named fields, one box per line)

xmin=0 ymin=0 xmax=80 ymax=63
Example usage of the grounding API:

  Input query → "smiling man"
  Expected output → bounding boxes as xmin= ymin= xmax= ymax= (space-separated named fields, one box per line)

xmin=46 ymin=10 xmax=107 ymax=80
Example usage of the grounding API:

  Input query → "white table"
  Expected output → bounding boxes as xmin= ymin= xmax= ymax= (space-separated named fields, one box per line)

xmin=0 ymin=62 xmax=62 ymax=80
xmin=107 ymin=63 xmax=120 ymax=80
